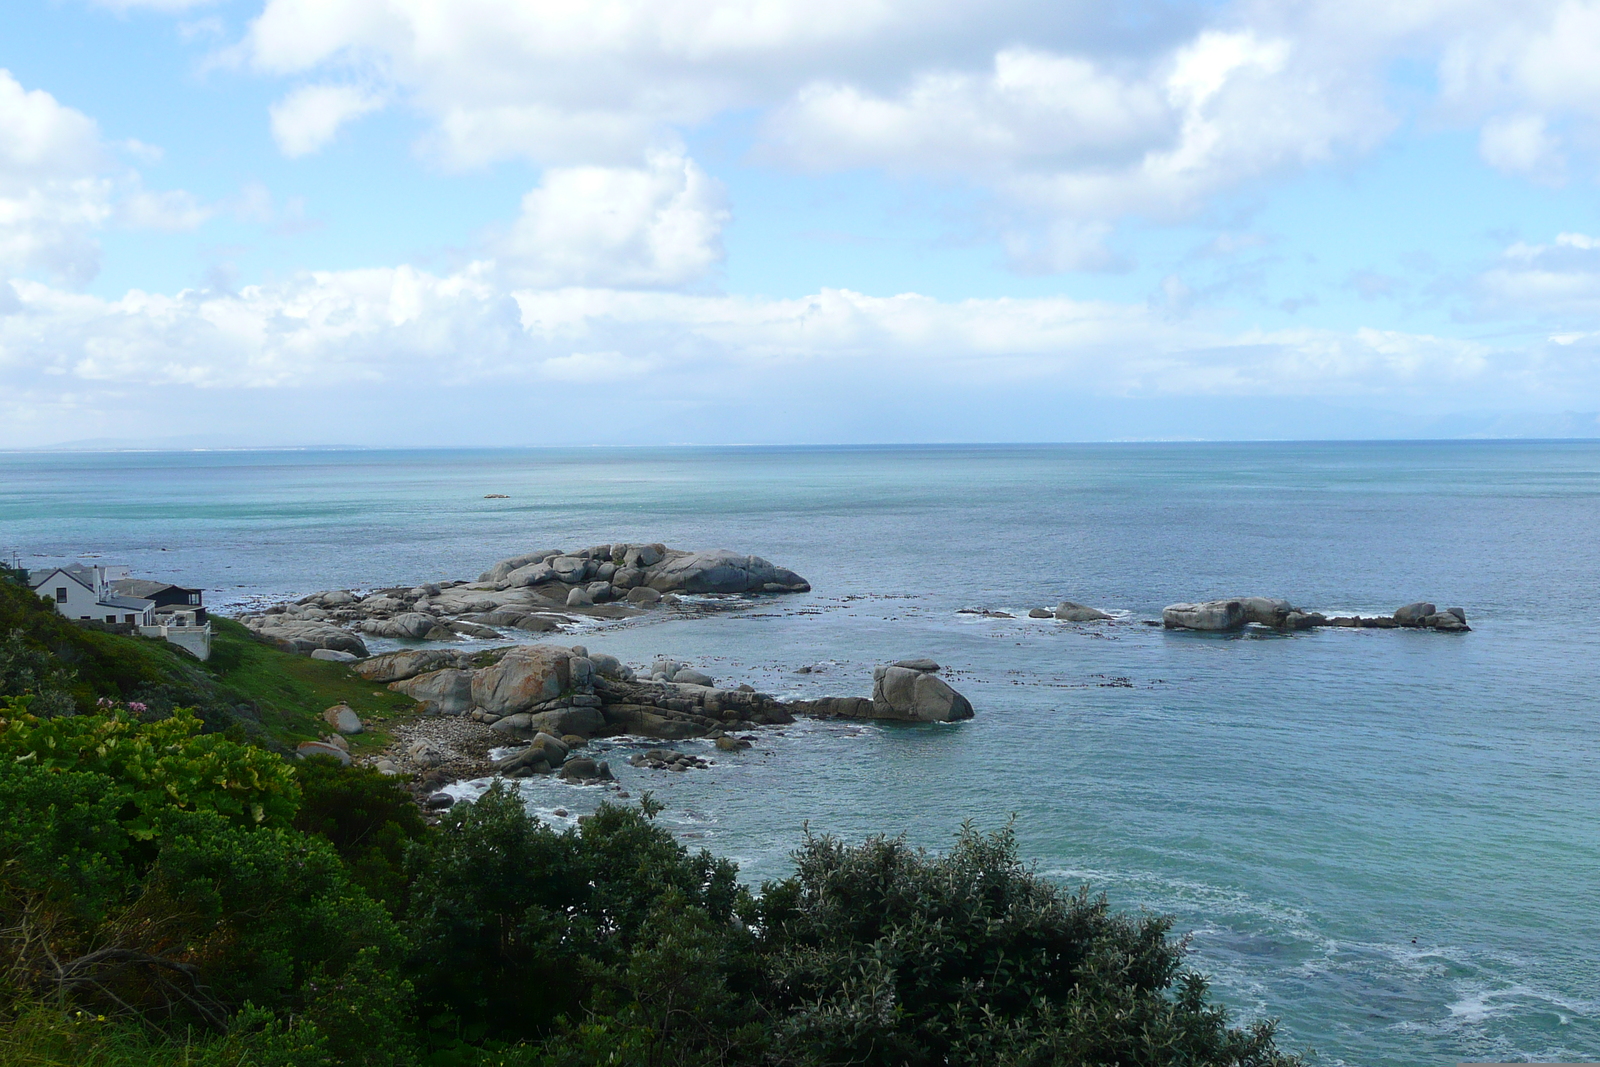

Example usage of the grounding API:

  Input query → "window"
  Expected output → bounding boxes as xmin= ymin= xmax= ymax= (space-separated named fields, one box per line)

xmin=190 ymin=592 xmax=200 ymax=604
xmin=55 ymin=587 xmax=67 ymax=603
xmin=124 ymin=614 xmax=135 ymax=625
xmin=105 ymin=615 xmax=116 ymax=623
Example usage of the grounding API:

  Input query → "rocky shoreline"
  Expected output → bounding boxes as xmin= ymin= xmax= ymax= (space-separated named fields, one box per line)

xmin=295 ymin=643 xmax=976 ymax=806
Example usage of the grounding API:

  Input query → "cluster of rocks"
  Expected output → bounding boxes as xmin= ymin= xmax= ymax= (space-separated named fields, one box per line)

xmin=1161 ymin=598 xmax=1470 ymax=632
xmin=629 ymin=749 xmax=716 ymax=772
xmin=495 ymin=732 xmax=617 ymax=783
xmin=1027 ymin=600 xmax=1114 ymax=622
xmin=362 ymin=642 xmax=975 ymax=740
xmin=786 ymin=659 xmax=974 ymax=723
xmin=236 ymin=543 xmax=810 ymax=659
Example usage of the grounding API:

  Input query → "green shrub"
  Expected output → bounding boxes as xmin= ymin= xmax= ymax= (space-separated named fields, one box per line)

xmin=0 ymin=701 xmax=299 ymax=836
xmin=293 ymin=758 xmax=427 ymax=914
xmin=404 ymin=788 xmax=750 ymax=1046
xmin=0 ymin=1000 xmax=332 ymax=1067
xmin=756 ymin=824 xmax=1299 ymax=1067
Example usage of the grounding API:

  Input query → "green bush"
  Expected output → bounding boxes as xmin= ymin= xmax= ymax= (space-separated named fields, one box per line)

xmin=404 ymin=788 xmax=750 ymax=1047
xmin=0 ymin=700 xmax=299 ymax=836
xmin=0 ymin=1000 xmax=332 ymax=1067
xmin=293 ymin=758 xmax=428 ymax=914
xmin=756 ymin=824 xmax=1298 ymax=1067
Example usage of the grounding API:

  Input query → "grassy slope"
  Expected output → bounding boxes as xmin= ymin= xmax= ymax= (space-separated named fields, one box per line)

xmin=202 ymin=618 xmax=416 ymax=751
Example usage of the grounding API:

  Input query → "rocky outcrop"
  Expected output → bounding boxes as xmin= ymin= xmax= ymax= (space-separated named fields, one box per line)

xmin=354 ymin=648 xmax=469 ymax=683
xmin=235 ymin=543 xmax=808 ymax=656
xmin=245 ymin=616 xmax=370 ymax=658
xmin=1163 ymin=600 xmax=1248 ymax=631
xmin=1035 ymin=601 xmax=1113 ymax=622
xmin=472 ymin=645 xmax=581 ymax=717
xmin=1163 ymin=598 xmax=1470 ymax=632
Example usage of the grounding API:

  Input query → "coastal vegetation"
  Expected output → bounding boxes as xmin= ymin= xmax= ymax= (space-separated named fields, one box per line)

xmin=0 ymin=571 xmax=1299 ymax=1066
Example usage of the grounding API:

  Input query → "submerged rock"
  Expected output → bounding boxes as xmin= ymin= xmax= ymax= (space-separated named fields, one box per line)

xmin=1054 ymin=601 xmax=1113 ymax=622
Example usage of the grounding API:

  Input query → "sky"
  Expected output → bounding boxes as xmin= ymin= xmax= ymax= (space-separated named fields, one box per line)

xmin=4 ymin=0 xmax=1600 ymax=447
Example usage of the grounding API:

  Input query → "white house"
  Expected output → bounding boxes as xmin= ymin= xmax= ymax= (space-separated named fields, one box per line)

xmin=31 ymin=564 xmax=155 ymax=626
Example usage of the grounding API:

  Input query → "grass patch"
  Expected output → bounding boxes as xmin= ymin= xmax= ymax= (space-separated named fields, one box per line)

xmin=200 ymin=619 xmax=417 ymax=751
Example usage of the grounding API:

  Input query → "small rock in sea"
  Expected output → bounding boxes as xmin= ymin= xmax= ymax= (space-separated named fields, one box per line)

xmin=425 ymin=793 xmax=454 ymax=810
xmin=484 ymin=493 xmax=509 ymax=499
xmin=553 ymin=808 xmax=569 ymax=817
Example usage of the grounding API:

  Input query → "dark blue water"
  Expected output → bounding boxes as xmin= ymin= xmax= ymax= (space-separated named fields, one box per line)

xmin=3 ymin=442 xmax=1598 ymax=1065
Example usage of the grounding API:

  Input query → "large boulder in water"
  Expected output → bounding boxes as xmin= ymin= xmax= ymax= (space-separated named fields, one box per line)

xmin=472 ymin=645 xmax=574 ymax=716
xmin=1393 ymin=602 xmax=1437 ymax=625
xmin=645 ymin=549 xmax=810 ymax=594
xmin=870 ymin=662 xmax=974 ymax=722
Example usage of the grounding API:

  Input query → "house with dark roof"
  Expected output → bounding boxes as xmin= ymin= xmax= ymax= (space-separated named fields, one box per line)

xmin=111 ymin=578 xmax=206 ymax=623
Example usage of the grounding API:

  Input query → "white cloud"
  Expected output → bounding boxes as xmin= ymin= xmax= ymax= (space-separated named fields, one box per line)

xmin=232 ymin=1 xmax=1406 ymax=270
xmin=1478 ymin=112 xmax=1564 ymax=180
xmin=0 ymin=69 xmax=113 ymax=283
xmin=0 ymin=69 xmax=228 ymax=284
xmin=494 ymin=150 xmax=728 ymax=288
xmin=269 ymin=83 xmax=386 ymax=157
xmin=116 ymin=188 xmax=213 ymax=231
xmin=224 ymin=0 xmax=1600 ymax=272
xmin=0 ymin=262 xmax=1578 ymax=441
xmin=1477 ymin=232 xmax=1600 ymax=318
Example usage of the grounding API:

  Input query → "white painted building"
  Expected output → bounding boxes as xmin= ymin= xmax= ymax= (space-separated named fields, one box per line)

xmin=31 ymin=564 xmax=155 ymax=626
xmin=29 ymin=562 xmax=213 ymax=661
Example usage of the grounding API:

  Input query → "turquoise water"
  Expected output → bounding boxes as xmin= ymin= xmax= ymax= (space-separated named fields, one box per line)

xmin=3 ymin=442 xmax=1598 ymax=1065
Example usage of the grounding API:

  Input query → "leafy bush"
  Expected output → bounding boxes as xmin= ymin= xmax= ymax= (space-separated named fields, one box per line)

xmin=0 ymin=700 xmax=299 ymax=836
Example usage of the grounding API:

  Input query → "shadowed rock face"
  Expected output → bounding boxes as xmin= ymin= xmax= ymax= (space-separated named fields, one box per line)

xmin=392 ymin=668 xmax=474 ymax=716
xmin=644 ymin=549 xmax=810 ymax=594
xmin=1163 ymin=600 xmax=1249 ymax=631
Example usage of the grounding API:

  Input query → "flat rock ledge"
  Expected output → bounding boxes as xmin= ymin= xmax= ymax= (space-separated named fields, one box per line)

xmin=235 ymin=542 xmax=810 ymax=658
xmin=1160 ymin=598 xmax=1470 ymax=633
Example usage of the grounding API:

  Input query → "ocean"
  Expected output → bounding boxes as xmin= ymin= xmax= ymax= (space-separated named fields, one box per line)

xmin=2 ymin=441 xmax=1597 ymax=1066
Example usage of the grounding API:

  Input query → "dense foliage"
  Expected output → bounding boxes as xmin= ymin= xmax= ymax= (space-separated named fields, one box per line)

xmin=0 ymin=595 xmax=1302 ymax=1067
